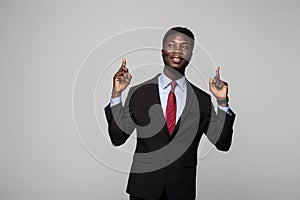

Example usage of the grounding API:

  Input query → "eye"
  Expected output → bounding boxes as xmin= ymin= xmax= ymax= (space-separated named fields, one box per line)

xmin=181 ymin=45 xmax=188 ymax=50
xmin=168 ymin=43 xmax=176 ymax=48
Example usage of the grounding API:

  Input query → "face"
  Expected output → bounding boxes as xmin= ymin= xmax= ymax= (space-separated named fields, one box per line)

xmin=162 ymin=33 xmax=193 ymax=74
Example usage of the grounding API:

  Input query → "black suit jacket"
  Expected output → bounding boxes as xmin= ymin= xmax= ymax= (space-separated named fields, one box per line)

xmin=104 ymin=74 xmax=236 ymax=200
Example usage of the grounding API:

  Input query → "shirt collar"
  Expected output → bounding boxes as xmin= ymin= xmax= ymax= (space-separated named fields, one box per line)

xmin=159 ymin=71 xmax=186 ymax=91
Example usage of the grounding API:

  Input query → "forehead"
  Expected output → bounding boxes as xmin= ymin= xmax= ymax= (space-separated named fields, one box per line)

xmin=164 ymin=33 xmax=192 ymax=44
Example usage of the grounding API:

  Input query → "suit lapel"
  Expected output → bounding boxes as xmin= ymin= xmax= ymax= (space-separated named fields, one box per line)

xmin=179 ymin=80 xmax=195 ymax=123
xmin=144 ymin=74 xmax=169 ymax=136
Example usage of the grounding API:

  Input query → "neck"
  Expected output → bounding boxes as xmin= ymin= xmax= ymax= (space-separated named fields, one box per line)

xmin=163 ymin=65 xmax=185 ymax=80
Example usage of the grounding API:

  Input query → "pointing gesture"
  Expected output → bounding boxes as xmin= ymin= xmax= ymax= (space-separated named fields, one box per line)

xmin=112 ymin=58 xmax=132 ymax=98
xmin=209 ymin=66 xmax=229 ymax=106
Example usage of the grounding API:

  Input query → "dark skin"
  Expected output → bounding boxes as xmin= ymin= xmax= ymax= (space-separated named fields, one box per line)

xmin=111 ymin=33 xmax=228 ymax=106
xmin=161 ymin=33 xmax=193 ymax=79
xmin=111 ymin=58 xmax=131 ymax=98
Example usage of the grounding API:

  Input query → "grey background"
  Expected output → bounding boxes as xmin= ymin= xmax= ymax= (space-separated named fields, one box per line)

xmin=1 ymin=0 xmax=299 ymax=199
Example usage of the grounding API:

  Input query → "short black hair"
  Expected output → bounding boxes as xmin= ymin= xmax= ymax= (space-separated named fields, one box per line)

xmin=162 ymin=27 xmax=195 ymax=49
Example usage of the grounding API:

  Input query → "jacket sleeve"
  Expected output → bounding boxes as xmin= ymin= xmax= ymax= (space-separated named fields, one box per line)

xmin=104 ymin=88 xmax=136 ymax=146
xmin=204 ymin=97 xmax=236 ymax=151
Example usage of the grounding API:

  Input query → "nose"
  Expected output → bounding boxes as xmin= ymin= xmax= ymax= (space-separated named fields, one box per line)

xmin=174 ymin=45 xmax=182 ymax=54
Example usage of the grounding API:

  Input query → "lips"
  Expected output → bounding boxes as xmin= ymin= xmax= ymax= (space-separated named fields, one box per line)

xmin=170 ymin=55 xmax=183 ymax=63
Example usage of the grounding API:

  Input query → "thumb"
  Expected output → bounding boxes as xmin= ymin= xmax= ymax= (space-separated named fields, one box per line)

xmin=209 ymin=77 xmax=213 ymax=88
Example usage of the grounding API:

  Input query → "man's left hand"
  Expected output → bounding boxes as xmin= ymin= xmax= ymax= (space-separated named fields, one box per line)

xmin=209 ymin=66 xmax=228 ymax=106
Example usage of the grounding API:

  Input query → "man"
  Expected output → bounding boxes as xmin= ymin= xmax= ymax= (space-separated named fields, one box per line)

xmin=104 ymin=27 xmax=236 ymax=200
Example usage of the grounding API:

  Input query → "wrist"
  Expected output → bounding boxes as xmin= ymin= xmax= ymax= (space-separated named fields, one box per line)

xmin=217 ymin=97 xmax=229 ymax=107
xmin=111 ymin=91 xmax=121 ymax=98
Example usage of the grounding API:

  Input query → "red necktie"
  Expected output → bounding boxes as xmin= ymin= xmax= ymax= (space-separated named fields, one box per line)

xmin=166 ymin=81 xmax=177 ymax=135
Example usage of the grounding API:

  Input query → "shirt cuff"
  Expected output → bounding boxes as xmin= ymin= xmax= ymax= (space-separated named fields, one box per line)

xmin=110 ymin=96 xmax=122 ymax=107
xmin=218 ymin=104 xmax=230 ymax=113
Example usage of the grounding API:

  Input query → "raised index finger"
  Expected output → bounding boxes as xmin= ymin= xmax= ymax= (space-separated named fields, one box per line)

xmin=117 ymin=58 xmax=127 ymax=73
xmin=216 ymin=66 xmax=220 ymax=78
xmin=121 ymin=58 xmax=126 ymax=68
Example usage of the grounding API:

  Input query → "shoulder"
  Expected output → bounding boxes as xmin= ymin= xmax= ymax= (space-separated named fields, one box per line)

xmin=125 ymin=75 xmax=161 ymax=105
xmin=188 ymin=81 xmax=211 ymax=101
xmin=129 ymin=74 xmax=160 ymax=94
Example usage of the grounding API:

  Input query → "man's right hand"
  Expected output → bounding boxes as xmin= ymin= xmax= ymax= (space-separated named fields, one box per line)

xmin=111 ymin=58 xmax=132 ymax=98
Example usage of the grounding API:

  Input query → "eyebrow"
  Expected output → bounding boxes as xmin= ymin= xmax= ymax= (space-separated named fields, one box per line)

xmin=169 ymin=40 xmax=189 ymax=45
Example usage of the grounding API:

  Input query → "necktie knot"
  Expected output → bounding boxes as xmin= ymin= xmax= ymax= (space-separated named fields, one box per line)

xmin=171 ymin=81 xmax=176 ymax=92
